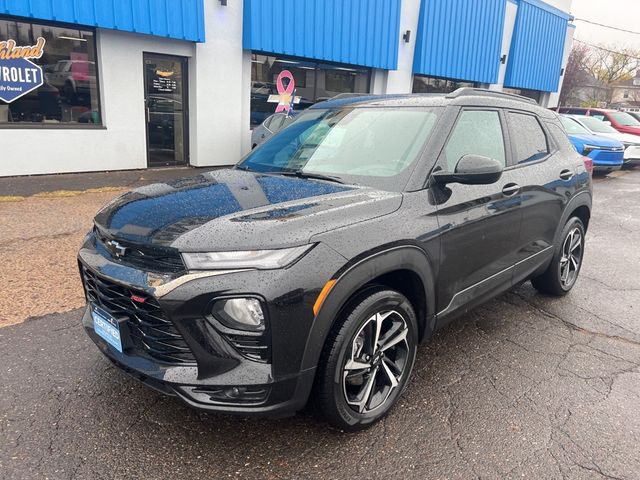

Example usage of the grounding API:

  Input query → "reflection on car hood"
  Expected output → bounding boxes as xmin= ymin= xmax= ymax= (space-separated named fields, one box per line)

xmin=597 ymin=131 xmax=640 ymax=144
xmin=568 ymin=133 xmax=623 ymax=148
xmin=94 ymin=169 xmax=403 ymax=251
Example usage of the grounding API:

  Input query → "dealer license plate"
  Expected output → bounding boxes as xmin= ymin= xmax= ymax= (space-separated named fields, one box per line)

xmin=91 ymin=305 xmax=123 ymax=353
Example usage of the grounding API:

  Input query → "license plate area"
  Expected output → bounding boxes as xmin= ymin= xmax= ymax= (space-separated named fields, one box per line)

xmin=91 ymin=304 xmax=123 ymax=353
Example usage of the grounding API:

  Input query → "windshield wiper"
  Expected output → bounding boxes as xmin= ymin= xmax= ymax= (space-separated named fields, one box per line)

xmin=265 ymin=170 xmax=346 ymax=184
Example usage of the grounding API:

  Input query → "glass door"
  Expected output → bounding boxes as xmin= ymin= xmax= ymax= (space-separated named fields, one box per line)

xmin=144 ymin=54 xmax=188 ymax=167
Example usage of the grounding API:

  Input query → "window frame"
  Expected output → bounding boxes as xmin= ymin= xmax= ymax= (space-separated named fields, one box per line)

xmin=0 ymin=15 xmax=104 ymax=130
xmin=434 ymin=107 xmax=511 ymax=173
xmin=503 ymin=109 xmax=554 ymax=169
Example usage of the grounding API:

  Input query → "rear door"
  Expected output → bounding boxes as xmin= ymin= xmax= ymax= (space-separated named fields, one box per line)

xmin=432 ymin=108 xmax=522 ymax=321
xmin=503 ymin=111 xmax=568 ymax=282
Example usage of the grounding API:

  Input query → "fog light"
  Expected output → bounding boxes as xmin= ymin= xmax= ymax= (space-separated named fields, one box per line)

xmin=212 ymin=298 xmax=265 ymax=331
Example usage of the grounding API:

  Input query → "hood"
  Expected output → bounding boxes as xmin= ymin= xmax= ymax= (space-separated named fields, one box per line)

xmin=592 ymin=131 xmax=640 ymax=145
xmin=616 ymin=125 xmax=640 ymax=136
xmin=568 ymin=133 xmax=623 ymax=149
xmin=94 ymin=169 xmax=402 ymax=251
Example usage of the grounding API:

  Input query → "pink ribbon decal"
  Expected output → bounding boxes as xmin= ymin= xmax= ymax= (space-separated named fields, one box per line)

xmin=275 ymin=70 xmax=295 ymax=113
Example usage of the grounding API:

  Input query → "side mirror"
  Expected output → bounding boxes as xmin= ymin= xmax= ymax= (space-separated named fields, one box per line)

xmin=432 ymin=154 xmax=504 ymax=185
xmin=603 ymin=121 xmax=612 ymax=126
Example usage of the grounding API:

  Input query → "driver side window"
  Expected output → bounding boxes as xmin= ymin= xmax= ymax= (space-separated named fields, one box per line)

xmin=444 ymin=110 xmax=506 ymax=171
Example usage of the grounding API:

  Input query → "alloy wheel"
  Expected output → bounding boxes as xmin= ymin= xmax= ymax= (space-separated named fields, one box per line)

xmin=342 ymin=310 xmax=410 ymax=414
xmin=559 ymin=227 xmax=583 ymax=288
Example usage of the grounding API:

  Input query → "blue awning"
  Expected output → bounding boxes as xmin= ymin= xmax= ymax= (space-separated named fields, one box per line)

xmin=243 ymin=0 xmax=401 ymax=70
xmin=504 ymin=0 xmax=570 ymax=92
xmin=413 ymin=0 xmax=507 ymax=84
xmin=0 ymin=0 xmax=205 ymax=42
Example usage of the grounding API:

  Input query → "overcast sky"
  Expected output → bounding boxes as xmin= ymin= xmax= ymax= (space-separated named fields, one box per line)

xmin=571 ymin=0 xmax=640 ymax=47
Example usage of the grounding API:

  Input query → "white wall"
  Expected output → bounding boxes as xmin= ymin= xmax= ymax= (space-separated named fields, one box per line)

xmin=190 ymin=0 xmax=246 ymax=167
xmin=490 ymin=0 xmax=519 ymax=92
xmin=384 ymin=0 xmax=422 ymax=94
xmin=0 ymin=30 xmax=195 ymax=177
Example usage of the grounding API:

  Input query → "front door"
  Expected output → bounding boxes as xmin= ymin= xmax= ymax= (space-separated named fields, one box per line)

xmin=144 ymin=53 xmax=188 ymax=167
xmin=431 ymin=108 xmax=522 ymax=321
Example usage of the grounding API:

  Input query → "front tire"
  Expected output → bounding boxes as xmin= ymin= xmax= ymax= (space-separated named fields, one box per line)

xmin=315 ymin=288 xmax=418 ymax=431
xmin=531 ymin=217 xmax=586 ymax=296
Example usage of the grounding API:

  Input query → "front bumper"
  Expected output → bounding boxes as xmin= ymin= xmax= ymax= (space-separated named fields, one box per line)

xmin=624 ymin=145 xmax=640 ymax=163
xmin=589 ymin=148 xmax=624 ymax=170
xmin=78 ymin=233 xmax=345 ymax=416
xmin=82 ymin=306 xmax=315 ymax=416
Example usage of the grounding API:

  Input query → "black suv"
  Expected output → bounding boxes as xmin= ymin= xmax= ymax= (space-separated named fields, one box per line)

xmin=79 ymin=89 xmax=592 ymax=430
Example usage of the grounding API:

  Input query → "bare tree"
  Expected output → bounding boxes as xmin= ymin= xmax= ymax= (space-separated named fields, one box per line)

xmin=583 ymin=45 xmax=640 ymax=102
xmin=559 ymin=43 xmax=591 ymax=105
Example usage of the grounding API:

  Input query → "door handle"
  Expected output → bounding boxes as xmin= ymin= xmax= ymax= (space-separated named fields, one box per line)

xmin=502 ymin=183 xmax=520 ymax=196
xmin=559 ymin=169 xmax=574 ymax=180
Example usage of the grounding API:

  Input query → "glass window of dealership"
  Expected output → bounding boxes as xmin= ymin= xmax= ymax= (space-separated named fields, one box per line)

xmin=0 ymin=17 xmax=101 ymax=125
xmin=250 ymin=53 xmax=371 ymax=127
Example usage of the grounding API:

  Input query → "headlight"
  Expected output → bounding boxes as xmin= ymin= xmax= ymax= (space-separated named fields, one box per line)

xmin=211 ymin=298 xmax=265 ymax=331
xmin=181 ymin=245 xmax=314 ymax=270
xmin=582 ymin=144 xmax=598 ymax=155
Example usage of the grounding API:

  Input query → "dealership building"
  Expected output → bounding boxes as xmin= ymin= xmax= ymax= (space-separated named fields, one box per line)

xmin=0 ymin=0 xmax=574 ymax=177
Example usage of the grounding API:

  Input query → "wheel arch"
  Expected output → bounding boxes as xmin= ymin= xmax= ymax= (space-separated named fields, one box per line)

xmin=554 ymin=191 xmax=592 ymax=245
xmin=300 ymin=244 xmax=437 ymax=372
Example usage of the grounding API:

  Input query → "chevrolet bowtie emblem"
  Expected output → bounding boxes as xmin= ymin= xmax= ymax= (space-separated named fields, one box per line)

xmin=107 ymin=240 xmax=127 ymax=258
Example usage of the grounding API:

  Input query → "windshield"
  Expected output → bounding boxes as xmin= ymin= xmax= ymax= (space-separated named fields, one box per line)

xmin=561 ymin=116 xmax=589 ymax=135
xmin=238 ymin=107 xmax=441 ymax=191
xmin=579 ymin=116 xmax=618 ymax=134
xmin=609 ymin=111 xmax=640 ymax=127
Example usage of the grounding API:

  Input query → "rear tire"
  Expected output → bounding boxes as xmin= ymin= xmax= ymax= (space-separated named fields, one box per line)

xmin=531 ymin=217 xmax=585 ymax=296
xmin=315 ymin=288 xmax=418 ymax=431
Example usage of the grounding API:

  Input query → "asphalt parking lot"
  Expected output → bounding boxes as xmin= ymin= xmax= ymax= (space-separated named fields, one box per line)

xmin=1 ymin=170 xmax=639 ymax=480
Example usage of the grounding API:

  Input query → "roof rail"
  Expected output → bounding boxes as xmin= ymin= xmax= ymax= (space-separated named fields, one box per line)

xmin=446 ymin=87 xmax=538 ymax=105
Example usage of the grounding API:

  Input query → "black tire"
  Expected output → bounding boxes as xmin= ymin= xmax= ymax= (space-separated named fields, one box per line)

xmin=315 ymin=288 xmax=418 ymax=431
xmin=531 ymin=217 xmax=586 ymax=296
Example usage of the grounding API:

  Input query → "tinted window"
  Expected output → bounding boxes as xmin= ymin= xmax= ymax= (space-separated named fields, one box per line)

xmin=508 ymin=112 xmax=549 ymax=164
xmin=268 ymin=114 xmax=286 ymax=132
xmin=444 ymin=110 xmax=505 ymax=170
xmin=263 ymin=114 xmax=277 ymax=130
xmin=547 ymin=123 xmax=576 ymax=152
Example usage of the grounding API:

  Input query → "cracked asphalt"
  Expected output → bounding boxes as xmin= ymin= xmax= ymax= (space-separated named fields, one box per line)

xmin=1 ymin=170 xmax=639 ymax=479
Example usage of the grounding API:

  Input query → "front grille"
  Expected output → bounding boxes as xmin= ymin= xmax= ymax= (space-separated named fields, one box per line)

xmin=592 ymin=149 xmax=624 ymax=164
xmin=223 ymin=332 xmax=270 ymax=363
xmin=189 ymin=385 xmax=270 ymax=405
xmin=81 ymin=266 xmax=196 ymax=365
xmin=94 ymin=227 xmax=186 ymax=273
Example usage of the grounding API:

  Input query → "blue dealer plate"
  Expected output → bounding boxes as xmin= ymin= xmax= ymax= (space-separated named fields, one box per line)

xmin=91 ymin=305 xmax=123 ymax=353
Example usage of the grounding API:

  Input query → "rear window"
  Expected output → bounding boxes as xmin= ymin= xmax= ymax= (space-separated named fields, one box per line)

xmin=547 ymin=123 xmax=576 ymax=152
xmin=507 ymin=112 xmax=550 ymax=164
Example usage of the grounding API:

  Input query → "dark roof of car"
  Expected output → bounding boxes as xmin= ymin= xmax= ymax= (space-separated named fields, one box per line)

xmin=311 ymin=88 xmax=556 ymax=119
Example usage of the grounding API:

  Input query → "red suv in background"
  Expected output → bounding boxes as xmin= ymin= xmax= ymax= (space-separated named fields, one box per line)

xmin=558 ymin=107 xmax=640 ymax=136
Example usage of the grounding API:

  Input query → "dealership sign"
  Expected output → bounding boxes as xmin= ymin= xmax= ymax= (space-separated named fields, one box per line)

xmin=0 ymin=37 xmax=46 ymax=103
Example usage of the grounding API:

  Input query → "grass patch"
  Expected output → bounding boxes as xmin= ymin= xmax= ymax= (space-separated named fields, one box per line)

xmin=0 ymin=195 xmax=25 ymax=203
